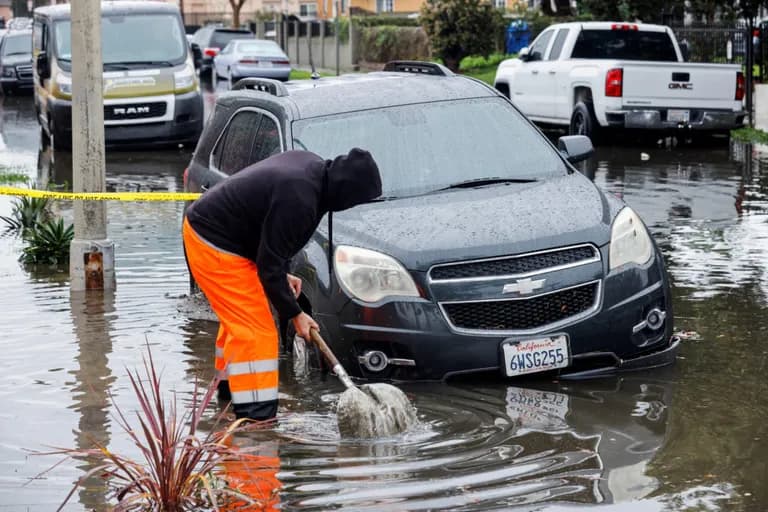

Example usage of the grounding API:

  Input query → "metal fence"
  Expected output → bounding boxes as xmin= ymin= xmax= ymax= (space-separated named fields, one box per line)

xmin=670 ymin=25 xmax=749 ymax=65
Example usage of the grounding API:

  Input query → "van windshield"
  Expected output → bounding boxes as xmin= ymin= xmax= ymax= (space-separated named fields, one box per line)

xmin=54 ymin=13 xmax=186 ymax=67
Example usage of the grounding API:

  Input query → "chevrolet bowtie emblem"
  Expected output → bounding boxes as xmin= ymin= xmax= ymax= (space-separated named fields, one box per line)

xmin=502 ymin=278 xmax=546 ymax=295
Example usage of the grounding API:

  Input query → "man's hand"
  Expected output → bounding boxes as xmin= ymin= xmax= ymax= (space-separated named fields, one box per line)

xmin=287 ymin=273 xmax=302 ymax=298
xmin=292 ymin=312 xmax=319 ymax=342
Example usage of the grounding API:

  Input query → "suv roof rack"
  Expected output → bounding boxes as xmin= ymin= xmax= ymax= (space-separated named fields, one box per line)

xmin=231 ymin=77 xmax=289 ymax=97
xmin=383 ymin=61 xmax=453 ymax=76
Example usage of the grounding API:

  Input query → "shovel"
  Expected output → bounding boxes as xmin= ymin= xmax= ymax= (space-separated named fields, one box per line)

xmin=309 ymin=328 xmax=417 ymax=439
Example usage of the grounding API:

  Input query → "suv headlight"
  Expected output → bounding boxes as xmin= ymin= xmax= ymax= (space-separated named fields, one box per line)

xmin=174 ymin=66 xmax=196 ymax=92
xmin=334 ymin=245 xmax=420 ymax=303
xmin=609 ymin=207 xmax=653 ymax=271
xmin=1 ymin=67 xmax=14 ymax=77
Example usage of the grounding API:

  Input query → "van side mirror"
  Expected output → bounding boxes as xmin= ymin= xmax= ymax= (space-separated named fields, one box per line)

xmin=191 ymin=43 xmax=203 ymax=69
xmin=36 ymin=53 xmax=50 ymax=80
xmin=558 ymin=135 xmax=594 ymax=164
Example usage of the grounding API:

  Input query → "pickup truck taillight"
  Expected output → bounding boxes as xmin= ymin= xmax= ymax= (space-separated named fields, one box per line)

xmin=203 ymin=47 xmax=220 ymax=57
xmin=736 ymin=71 xmax=745 ymax=101
xmin=605 ymin=68 xmax=623 ymax=97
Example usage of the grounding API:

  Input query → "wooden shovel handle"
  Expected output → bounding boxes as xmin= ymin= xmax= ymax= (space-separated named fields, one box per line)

xmin=309 ymin=328 xmax=355 ymax=390
xmin=310 ymin=328 xmax=340 ymax=368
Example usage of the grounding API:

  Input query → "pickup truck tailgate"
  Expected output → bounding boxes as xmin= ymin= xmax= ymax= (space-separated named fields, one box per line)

xmin=622 ymin=62 xmax=740 ymax=110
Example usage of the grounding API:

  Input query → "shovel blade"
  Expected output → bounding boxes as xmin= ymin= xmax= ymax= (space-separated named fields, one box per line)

xmin=337 ymin=383 xmax=417 ymax=439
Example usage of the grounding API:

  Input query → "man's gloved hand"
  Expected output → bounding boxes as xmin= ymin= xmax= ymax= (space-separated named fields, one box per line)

xmin=287 ymin=273 xmax=302 ymax=298
xmin=292 ymin=312 xmax=319 ymax=342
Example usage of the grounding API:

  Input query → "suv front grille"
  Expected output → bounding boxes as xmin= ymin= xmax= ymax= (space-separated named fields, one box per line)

xmin=441 ymin=281 xmax=599 ymax=332
xmin=16 ymin=65 xmax=32 ymax=80
xmin=430 ymin=245 xmax=598 ymax=281
xmin=104 ymin=102 xmax=167 ymax=121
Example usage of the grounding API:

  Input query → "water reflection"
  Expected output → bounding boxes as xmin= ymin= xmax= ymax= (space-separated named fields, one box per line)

xmin=68 ymin=290 xmax=116 ymax=511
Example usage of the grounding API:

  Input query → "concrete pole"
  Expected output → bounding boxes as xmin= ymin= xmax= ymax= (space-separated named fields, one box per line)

xmin=69 ymin=0 xmax=115 ymax=291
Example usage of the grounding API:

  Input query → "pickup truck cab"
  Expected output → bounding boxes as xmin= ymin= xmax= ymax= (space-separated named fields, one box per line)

xmin=494 ymin=22 xmax=746 ymax=140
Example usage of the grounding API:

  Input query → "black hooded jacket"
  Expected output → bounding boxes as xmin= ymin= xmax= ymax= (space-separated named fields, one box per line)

xmin=185 ymin=149 xmax=382 ymax=320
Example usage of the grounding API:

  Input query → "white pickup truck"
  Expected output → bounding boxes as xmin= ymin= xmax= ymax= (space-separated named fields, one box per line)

xmin=494 ymin=22 xmax=746 ymax=140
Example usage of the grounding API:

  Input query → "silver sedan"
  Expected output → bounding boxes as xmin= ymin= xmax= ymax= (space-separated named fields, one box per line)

xmin=213 ymin=39 xmax=291 ymax=85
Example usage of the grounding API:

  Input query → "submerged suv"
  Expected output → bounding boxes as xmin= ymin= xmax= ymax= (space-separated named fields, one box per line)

xmin=184 ymin=62 xmax=679 ymax=381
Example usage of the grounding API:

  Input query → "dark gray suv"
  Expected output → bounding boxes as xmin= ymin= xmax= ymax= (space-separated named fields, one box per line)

xmin=184 ymin=61 xmax=679 ymax=381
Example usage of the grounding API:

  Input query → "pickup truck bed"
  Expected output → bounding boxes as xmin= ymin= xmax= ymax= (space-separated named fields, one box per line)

xmin=494 ymin=22 xmax=745 ymax=140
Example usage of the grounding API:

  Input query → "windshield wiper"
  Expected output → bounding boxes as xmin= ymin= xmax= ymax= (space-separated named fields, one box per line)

xmin=117 ymin=60 xmax=176 ymax=67
xmin=436 ymin=177 xmax=538 ymax=191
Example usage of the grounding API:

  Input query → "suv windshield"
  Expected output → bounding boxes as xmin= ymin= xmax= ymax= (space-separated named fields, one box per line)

xmin=292 ymin=98 xmax=567 ymax=198
xmin=54 ymin=14 xmax=186 ymax=66
xmin=572 ymin=29 xmax=678 ymax=61
xmin=2 ymin=34 xmax=31 ymax=56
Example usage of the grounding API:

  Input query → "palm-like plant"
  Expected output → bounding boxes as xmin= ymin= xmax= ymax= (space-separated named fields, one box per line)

xmin=41 ymin=347 xmax=265 ymax=511
xmin=1 ymin=196 xmax=52 ymax=238
xmin=20 ymin=218 xmax=74 ymax=265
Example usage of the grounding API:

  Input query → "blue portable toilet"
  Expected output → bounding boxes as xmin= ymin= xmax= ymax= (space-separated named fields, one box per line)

xmin=506 ymin=20 xmax=530 ymax=55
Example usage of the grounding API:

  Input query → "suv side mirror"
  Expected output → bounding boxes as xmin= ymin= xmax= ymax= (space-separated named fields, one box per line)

xmin=36 ymin=53 xmax=50 ymax=80
xmin=558 ymin=135 xmax=594 ymax=164
xmin=190 ymin=43 xmax=203 ymax=69
xmin=518 ymin=47 xmax=531 ymax=62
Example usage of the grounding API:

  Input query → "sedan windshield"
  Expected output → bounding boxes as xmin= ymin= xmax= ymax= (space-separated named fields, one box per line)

xmin=54 ymin=14 xmax=186 ymax=66
xmin=2 ymin=34 xmax=31 ymax=56
xmin=292 ymin=98 xmax=567 ymax=198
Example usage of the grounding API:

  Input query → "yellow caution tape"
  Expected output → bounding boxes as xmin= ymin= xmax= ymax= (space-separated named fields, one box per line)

xmin=0 ymin=186 xmax=201 ymax=202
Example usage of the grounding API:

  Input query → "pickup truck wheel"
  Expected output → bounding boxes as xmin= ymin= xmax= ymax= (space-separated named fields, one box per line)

xmin=570 ymin=102 xmax=601 ymax=142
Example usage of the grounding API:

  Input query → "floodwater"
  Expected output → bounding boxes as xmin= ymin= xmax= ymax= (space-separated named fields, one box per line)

xmin=0 ymin=87 xmax=767 ymax=511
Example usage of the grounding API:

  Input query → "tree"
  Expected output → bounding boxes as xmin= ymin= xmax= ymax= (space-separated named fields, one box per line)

xmin=229 ymin=0 xmax=247 ymax=28
xmin=420 ymin=0 xmax=504 ymax=72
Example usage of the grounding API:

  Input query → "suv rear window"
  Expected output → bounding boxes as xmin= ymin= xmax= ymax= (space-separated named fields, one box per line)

xmin=211 ymin=30 xmax=252 ymax=49
xmin=572 ymin=29 xmax=678 ymax=61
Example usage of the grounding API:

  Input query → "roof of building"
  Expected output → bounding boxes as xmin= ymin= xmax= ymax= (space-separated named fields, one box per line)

xmin=34 ymin=1 xmax=180 ymax=20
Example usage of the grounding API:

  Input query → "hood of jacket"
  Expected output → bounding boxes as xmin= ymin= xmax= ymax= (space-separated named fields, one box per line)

xmin=323 ymin=148 xmax=382 ymax=212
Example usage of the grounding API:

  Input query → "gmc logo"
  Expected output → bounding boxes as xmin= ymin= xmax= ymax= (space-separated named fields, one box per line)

xmin=113 ymin=106 xmax=150 ymax=116
xmin=669 ymin=83 xmax=693 ymax=90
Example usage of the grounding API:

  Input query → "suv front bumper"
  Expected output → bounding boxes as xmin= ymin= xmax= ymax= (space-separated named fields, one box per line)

xmin=606 ymin=108 xmax=745 ymax=131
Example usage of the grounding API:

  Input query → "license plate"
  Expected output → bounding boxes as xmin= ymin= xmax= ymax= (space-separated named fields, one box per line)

xmin=260 ymin=61 xmax=274 ymax=68
xmin=505 ymin=386 xmax=570 ymax=431
xmin=501 ymin=335 xmax=569 ymax=377
xmin=668 ymin=109 xmax=690 ymax=123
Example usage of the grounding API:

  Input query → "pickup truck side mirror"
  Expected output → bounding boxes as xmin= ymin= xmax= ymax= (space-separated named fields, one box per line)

xmin=190 ymin=43 xmax=203 ymax=69
xmin=36 ymin=53 xmax=50 ymax=80
xmin=518 ymin=47 xmax=531 ymax=62
xmin=558 ymin=135 xmax=594 ymax=164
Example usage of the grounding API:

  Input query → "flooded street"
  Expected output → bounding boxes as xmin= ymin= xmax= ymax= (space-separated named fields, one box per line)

xmin=1 ymin=88 xmax=767 ymax=511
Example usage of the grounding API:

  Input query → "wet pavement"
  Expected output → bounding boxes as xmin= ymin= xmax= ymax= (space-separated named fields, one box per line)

xmin=0 ymin=86 xmax=767 ymax=511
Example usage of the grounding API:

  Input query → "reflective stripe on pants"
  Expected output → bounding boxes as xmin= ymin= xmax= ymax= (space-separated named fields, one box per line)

xmin=183 ymin=218 xmax=279 ymax=418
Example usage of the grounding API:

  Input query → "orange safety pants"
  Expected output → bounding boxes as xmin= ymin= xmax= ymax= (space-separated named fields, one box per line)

xmin=182 ymin=217 xmax=280 ymax=420
xmin=220 ymin=438 xmax=281 ymax=511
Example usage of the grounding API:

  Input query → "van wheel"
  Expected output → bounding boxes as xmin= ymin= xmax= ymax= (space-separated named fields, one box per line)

xmin=570 ymin=102 xmax=601 ymax=143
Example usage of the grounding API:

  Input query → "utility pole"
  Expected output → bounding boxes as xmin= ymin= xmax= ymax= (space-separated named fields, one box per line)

xmin=69 ymin=0 xmax=115 ymax=291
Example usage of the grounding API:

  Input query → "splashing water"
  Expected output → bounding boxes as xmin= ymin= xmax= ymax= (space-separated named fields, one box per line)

xmin=337 ymin=383 xmax=418 ymax=438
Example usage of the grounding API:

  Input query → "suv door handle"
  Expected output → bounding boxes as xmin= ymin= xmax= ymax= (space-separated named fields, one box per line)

xmin=531 ymin=70 xmax=539 ymax=75
xmin=548 ymin=70 xmax=556 ymax=74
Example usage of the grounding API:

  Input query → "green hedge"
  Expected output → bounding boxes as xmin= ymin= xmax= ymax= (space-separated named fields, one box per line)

xmin=353 ymin=15 xmax=420 ymax=27
xmin=358 ymin=25 xmax=430 ymax=63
